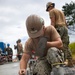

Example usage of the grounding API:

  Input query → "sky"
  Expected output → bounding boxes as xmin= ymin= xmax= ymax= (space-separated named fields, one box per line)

xmin=0 ymin=0 xmax=75 ymax=53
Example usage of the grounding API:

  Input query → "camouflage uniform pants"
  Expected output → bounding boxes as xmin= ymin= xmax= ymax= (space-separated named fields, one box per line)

xmin=33 ymin=47 xmax=62 ymax=75
xmin=55 ymin=25 xmax=72 ymax=60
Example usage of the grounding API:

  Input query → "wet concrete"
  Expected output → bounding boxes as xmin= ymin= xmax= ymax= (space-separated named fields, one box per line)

xmin=0 ymin=61 xmax=75 ymax=75
xmin=0 ymin=62 xmax=19 ymax=75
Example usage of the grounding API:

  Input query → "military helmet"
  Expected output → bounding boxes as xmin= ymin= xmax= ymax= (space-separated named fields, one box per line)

xmin=46 ymin=2 xmax=55 ymax=11
xmin=7 ymin=43 xmax=10 ymax=46
xmin=26 ymin=14 xmax=44 ymax=38
xmin=17 ymin=39 xmax=21 ymax=42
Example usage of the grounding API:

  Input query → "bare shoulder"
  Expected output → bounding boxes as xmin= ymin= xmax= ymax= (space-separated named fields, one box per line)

xmin=45 ymin=25 xmax=55 ymax=30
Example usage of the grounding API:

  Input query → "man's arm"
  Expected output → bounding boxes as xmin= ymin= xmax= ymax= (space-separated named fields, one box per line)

xmin=10 ymin=48 xmax=13 ymax=55
xmin=19 ymin=53 xmax=30 ymax=75
xmin=50 ymin=17 xmax=56 ymax=27
xmin=20 ymin=53 xmax=30 ymax=69
xmin=47 ymin=37 xmax=63 ymax=49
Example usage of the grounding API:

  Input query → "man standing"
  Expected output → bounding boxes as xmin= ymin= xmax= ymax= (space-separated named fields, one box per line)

xmin=5 ymin=44 xmax=13 ymax=62
xmin=14 ymin=39 xmax=23 ymax=61
xmin=19 ymin=14 xmax=63 ymax=75
xmin=46 ymin=2 xmax=73 ymax=67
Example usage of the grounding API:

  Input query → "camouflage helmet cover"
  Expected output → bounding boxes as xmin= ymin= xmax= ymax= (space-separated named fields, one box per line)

xmin=46 ymin=2 xmax=55 ymax=11
xmin=26 ymin=14 xmax=44 ymax=38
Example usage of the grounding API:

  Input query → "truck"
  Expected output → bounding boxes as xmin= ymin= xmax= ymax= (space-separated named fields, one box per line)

xmin=0 ymin=42 xmax=6 ymax=53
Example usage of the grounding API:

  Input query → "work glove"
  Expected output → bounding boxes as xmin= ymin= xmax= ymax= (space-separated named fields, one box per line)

xmin=36 ymin=36 xmax=48 ymax=57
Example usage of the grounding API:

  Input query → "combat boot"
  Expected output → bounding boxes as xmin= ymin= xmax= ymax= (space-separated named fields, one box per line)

xmin=67 ymin=59 xmax=74 ymax=67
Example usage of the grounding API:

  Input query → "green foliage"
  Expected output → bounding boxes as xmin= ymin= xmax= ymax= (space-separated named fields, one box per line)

xmin=62 ymin=1 xmax=75 ymax=26
xmin=67 ymin=20 xmax=73 ymax=26
xmin=69 ymin=42 xmax=75 ymax=54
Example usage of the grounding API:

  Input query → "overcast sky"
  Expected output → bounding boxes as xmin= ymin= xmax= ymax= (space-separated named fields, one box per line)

xmin=0 ymin=0 xmax=75 ymax=50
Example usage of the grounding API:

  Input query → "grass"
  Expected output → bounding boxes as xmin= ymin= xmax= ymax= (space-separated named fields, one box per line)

xmin=72 ymin=54 xmax=75 ymax=59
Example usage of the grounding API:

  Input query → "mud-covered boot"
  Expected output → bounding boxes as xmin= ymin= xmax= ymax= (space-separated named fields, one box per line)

xmin=67 ymin=59 xmax=74 ymax=67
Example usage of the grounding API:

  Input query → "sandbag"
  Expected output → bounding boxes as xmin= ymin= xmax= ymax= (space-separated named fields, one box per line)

xmin=51 ymin=66 xmax=75 ymax=75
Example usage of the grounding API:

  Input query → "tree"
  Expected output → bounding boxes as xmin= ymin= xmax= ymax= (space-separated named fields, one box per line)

xmin=62 ymin=1 xmax=75 ymax=31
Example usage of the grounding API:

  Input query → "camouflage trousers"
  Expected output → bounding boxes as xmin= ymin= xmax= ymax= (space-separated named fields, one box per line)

xmin=55 ymin=25 xmax=72 ymax=60
xmin=33 ymin=47 xmax=62 ymax=75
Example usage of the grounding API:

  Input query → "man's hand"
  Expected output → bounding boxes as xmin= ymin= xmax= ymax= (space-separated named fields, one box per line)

xmin=19 ymin=69 xmax=26 ymax=75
